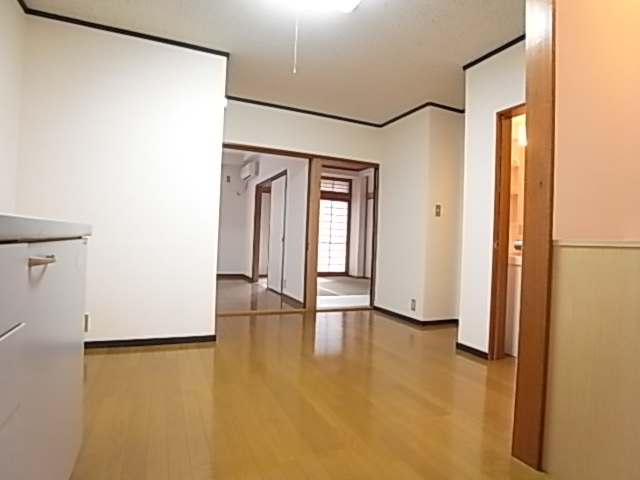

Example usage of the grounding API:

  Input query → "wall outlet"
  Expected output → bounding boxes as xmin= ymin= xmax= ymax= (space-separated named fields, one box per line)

xmin=84 ymin=313 xmax=90 ymax=333
xmin=435 ymin=204 xmax=442 ymax=217
xmin=226 ymin=175 xmax=231 ymax=183
xmin=411 ymin=299 xmax=416 ymax=311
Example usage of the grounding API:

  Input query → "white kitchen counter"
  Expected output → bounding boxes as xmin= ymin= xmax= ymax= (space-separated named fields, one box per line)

xmin=0 ymin=213 xmax=92 ymax=243
xmin=0 ymin=217 xmax=91 ymax=480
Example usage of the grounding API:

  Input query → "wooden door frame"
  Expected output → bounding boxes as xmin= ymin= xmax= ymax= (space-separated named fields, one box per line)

xmin=304 ymin=159 xmax=380 ymax=311
xmin=223 ymin=143 xmax=380 ymax=314
xmin=363 ymin=175 xmax=375 ymax=280
xmin=488 ymin=104 xmax=526 ymax=361
xmin=512 ymin=0 xmax=556 ymax=470
xmin=369 ymin=167 xmax=380 ymax=306
xmin=304 ymin=158 xmax=323 ymax=311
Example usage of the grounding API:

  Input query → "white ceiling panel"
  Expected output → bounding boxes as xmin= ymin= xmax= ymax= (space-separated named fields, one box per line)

xmin=24 ymin=0 xmax=525 ymax=123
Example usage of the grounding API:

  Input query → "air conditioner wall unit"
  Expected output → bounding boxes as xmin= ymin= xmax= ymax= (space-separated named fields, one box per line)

xmin=240 ymin=161 xmax=259 ymax=181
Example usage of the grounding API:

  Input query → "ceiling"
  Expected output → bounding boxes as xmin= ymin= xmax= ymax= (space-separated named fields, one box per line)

xmin=24 ymin=0 xmax=525 ymax=123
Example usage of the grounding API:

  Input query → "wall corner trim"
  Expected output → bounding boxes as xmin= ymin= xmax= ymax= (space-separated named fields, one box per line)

xmin=18 ymin=0 xmax=230 ymax=58
xmin=227 ymin=96 xmax=379 ymax=127
xmin=379 ymin=102 xmax=465 ymax=127
xmin=455 ymin=342 xmax=489 ymax=360
xmin=227 ymin=96 xmax=465 ymax=129
xmin=462 ymin=34 xmax=526 ymax=71
xmin=85 ymin=335 xmax=217 ymax=349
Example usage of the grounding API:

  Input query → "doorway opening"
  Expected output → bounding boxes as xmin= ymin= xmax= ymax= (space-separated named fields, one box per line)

xmin=314 ymin=163 xmax=379 ymax=310
xmin=489 ymin=104 xmax=526 ymax=360
xmin=215 ymin=148 xmax=308 ymax=316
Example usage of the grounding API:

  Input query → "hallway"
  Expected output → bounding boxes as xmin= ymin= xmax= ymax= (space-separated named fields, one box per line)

xmin=72 ymin=311 xmax=551 ymax=480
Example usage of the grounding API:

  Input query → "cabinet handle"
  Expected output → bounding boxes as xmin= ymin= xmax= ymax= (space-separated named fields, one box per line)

xmin=0 ymin=323 xmax=25 ymax=343
xmin=28 ymin=255 xmax=57 ymax=267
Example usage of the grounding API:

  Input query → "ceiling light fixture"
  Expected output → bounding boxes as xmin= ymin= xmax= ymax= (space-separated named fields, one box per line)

xmin=269 ymin=0 xmax=363 ymax=13
xmin=269 ymin=0 xmax=363 ymax=74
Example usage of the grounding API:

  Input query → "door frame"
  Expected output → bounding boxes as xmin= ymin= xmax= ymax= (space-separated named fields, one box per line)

xmin=512 ymin=0 xmax=556 ymax=469
xmin=488 ymin=103 xmax=526 ymax=361
xmin=251 ymin=170 xmax=287 ymax=292
xmin=223 ymin=143 xmax=380 ymax=313
xmin=305 ymin=159 xmax=380 ymax=310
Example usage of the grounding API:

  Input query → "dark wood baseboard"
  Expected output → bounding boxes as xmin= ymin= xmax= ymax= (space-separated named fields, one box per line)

xmin=217 ymin=274 xmax=252 ymax=282
xmin=373 ymin=306 xmax=459 ymax=327
xmin=455 ymin=342 xmax=489 ymax=360
xmin=85 ymin=335 xmax=216 ymax=349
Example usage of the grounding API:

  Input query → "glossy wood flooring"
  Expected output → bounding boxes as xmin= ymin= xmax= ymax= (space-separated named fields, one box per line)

xmin=72 ymin=311 xmax=553 ymax=480
xmin=317 ymin=277 xmax=371 ymax=296
xmin=216 ymin=279 xmax=301 ymax=314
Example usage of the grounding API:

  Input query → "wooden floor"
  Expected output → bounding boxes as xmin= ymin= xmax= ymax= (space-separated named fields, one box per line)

xmin=216 ymin=279 xmax=301 ymax=314
xmin=72 ymin=311 xmax=553 ymax=480
xmin=317 ymin=277 xmax=371 ymax=296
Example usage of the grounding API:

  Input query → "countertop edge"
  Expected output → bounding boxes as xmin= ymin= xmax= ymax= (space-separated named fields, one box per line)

xmin=0 ymin=213 xmax=92 ymax=244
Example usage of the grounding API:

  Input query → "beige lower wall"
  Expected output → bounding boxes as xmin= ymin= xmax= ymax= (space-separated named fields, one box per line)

xmin=544 ymin=242 xmax=640 ymax=480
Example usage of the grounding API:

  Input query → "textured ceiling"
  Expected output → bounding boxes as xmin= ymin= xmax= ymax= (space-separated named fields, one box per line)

xmin=24 ymin=0 xmax=525 ymax=123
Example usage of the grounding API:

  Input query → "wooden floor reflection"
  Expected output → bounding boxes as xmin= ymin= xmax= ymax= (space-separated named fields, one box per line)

xmin=72 ymin=311 xmax=553 ymax=480
xmin=216 ymin=279 xmax=301 ymax=314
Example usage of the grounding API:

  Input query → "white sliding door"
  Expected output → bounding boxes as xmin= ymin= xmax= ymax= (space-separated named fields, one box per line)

xmin=267 ymin=176 xmax=286 ymax=293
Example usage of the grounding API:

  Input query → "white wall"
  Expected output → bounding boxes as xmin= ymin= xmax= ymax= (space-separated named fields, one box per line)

xmin=457 ymin=42 xmax=525 ymax=351
xmin=243 ymin=154 xmax=309 ymax=303
xmin=376 ymin=107 xmax=464 ymax=322
xmin=217 ymin=164 xmax=250 ymax=274
xmin=377 ymin=110 xmax=430 ymax=319
xmin=0 ymin=0 xmax=25 ymax=213
xmin=16 ymin=17 xmax=227 ymax=341
xmin=224 ymin=100 xmax=382 ymax=163
xmin=349 ymin=175 xmax=367 ymax=278
xmin=259 ymin=193 xmax=270 ymax=276
xmin=423 ymin=108 xmax=465 ymax=321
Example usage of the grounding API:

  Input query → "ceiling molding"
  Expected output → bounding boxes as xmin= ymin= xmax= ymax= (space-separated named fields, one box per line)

xmin=226 ymin=96 xmax=380 ymax=128
xmin=18 ymin=0 xmax=230 ymax=58
xmin=379 ymin=101 xmax=465 ymax=128
xmin=228 ymin=96 xmax=465 ymax=129
xmin=18 ymin=0 xmax=468 ymax=127
xmin=462 ymin=34 xmax=526 ymax=71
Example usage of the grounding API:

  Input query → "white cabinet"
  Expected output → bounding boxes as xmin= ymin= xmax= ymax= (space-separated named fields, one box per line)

xmin=0 ymin=407 xmax=27 ymax=479
xmin=0 ymin=244 xmax=27 ymax=343
xmin=0 ymin=238 xmax=88 ymax=480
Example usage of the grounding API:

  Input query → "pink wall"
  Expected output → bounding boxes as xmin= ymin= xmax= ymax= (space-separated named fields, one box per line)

xmin=554 ymin=0 xmax=640 ymax=241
